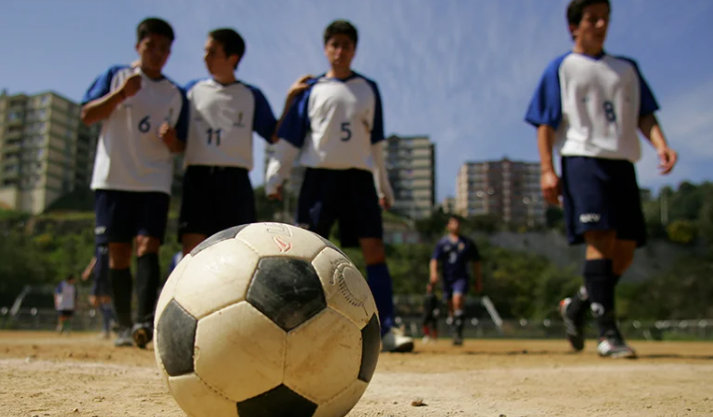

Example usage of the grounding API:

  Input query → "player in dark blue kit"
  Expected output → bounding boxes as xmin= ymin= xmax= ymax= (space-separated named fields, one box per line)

xmin=265 ymin=20 xmax=413 ymax=352
xmin=429 ymin=215 xmax=482 ymax=346
xmin=525 ymin=0 xmax=677 ymax=358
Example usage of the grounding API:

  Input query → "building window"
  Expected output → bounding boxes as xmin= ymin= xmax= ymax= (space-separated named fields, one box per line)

xmin=41 ymin=95 xmax=50 ymax=105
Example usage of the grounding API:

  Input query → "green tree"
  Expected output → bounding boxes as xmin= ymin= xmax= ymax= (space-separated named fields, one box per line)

xmin=666 ymin=219 xmax=697 ymax=245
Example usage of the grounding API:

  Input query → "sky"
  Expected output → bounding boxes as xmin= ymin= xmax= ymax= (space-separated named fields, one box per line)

xmin=1 ymin=0 xmax=712 ymax=201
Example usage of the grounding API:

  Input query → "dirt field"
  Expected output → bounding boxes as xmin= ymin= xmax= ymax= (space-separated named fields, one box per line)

xmin=1 ymin=331 xmax=712 ymax=417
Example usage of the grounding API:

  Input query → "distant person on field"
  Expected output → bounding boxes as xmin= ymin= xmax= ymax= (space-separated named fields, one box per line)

xmin=81 ymin=243 xmax=115 ymax=339
xmin=55 ymin=275 xmax=78 ymax=335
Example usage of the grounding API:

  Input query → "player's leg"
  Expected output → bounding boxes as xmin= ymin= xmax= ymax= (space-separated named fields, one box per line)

xmin=93 ymin=243 xmax=114 ymax=339
xmin=97 ymin=190 xmax=135 ymax=347
xmin=450 ymin=279 xmax=468 ymax=346
xmin=132 ymin=191 xmax=170 ymax=349
xmin=63 ymin=310 xmax=74 ymax=334
xmin=179 ymin=166 xmax=215 ymax=255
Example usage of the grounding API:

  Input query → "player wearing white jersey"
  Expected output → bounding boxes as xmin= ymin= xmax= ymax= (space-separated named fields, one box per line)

xmin=179 ymin=29 xmax=279 ymax=255
xmin=55 ymin=275 xmax=78 ymax=335
xmin=81 ymin=18 xmax=188 ymax=349
xmin=266 ymin=20 xmax=413 ymax=353
xmin=525 ymin=0 xmax=677 ymax=358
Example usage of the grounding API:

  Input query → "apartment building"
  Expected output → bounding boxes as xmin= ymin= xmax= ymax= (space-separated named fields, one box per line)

xmin=456 ymin=158 xmax=545 ymax=227
xmin=383 ymin=135 xmax=435 ymax=219
xmin=0 ymin=90 xmax=99 ymax=214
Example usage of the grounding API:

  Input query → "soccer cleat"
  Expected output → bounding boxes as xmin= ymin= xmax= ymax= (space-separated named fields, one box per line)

xmin=452 ymin=335 xmax=464 ymax=346
xmin=560 ymin=298 xmax=585 ymax=352
xmin=114 ymin=327 xmax=134 ymax=347
xmin=597 ymin=332 xmax=637 ymax=359
xmin=132 ymin=322 xmax=153 ymax=349
xmin=381 ymin=327 xmax=415 ymax=353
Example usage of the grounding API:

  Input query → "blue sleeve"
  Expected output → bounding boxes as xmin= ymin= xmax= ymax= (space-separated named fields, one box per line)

xmin=55 ymin=283 xmax=62 ymax=294
xmin=277 ymin=88 xmax=312 ymax=148
xmin=524 ymin=55 xmax=567 ymax=129
xmin=81 ymin=65 xmax=125 ymax=105
xmin=431 ymin=241 xmax=443 ymax=261
xmin=365 ymin=79 xmax=385 ymax=144
xmin=248 ymin=86 xmax=278 ymax=143
xmin=175 ymin=88 xmax=189 ymax=142
xmin=618 ymin=57 xmax=660 ymax=117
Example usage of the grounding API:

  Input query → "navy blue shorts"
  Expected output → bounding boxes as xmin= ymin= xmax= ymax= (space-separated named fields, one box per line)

xmin=91 ymin=244 xmax=111 ymax=297
xmin=561 ymin=156 xmax=646 ymax=247
xmin=95 ymin=190 xmax=170 ymax=244
xmin=179 ymin=165 xmax=256 ymax=240
xmin=297 ymin=168 xmax=383 ymax=248
xmin=442 ymin=277 xmax=469 ymax=300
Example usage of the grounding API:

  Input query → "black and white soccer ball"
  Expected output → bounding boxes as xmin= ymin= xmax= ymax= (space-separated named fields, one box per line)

xmin=153 ymin=222 xmax=381 ymax=417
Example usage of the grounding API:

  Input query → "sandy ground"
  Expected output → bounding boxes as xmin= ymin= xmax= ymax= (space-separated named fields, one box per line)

xmin=1 ymin=331 xmax=712 ymax=417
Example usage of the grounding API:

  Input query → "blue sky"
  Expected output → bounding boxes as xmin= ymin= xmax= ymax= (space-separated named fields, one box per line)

xmin=2 ymin=0 xmax=712 ymax=200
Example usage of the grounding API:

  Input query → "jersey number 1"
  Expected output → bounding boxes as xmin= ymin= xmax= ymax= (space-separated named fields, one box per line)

xmin=206 ymin=128 xmax=222 ymax=146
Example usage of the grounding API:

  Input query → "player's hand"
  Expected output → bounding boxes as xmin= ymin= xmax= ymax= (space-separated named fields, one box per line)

xmin=81 ymin=269 xmax=91 ymax=281
xmin=429 ymin=273 xmax=439 ymax=286
xmin=288 ymin=75 xmax=313 ymax=98
xmin=379 ymin=197 xmax=391 ymax=211
xmin=268 ymin=184 xmax=283 ymax=201
xmin=120 ymin=73 xmax=142 ymax=99
xmin=540 ymin=170 xmax=561 ymax=206
xmin=159 ymin=123 xmax=182 ymax=153
xmin=426 ymin=282 xmax=434 ymax=294
xmin=130 ymin=59 xmax=141 ymax=69
xmin=657 ymin=146 xmax=677 ymax=175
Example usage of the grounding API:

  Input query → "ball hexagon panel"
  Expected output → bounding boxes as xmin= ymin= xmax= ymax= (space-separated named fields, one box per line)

xmin=156 ymin=299 xmax=197 ymax=377
xmin=235 ymin=222 xmax=326 ymax=260
xmin=173 ymin=238 xmax=260 ymax=319
xmin=312 ymin=379 xmax=369 ymax=417
xmin=359 ymin=314 xmax=381 ymax=384
xmin=246 ymin=257 xmax=327 ymax=332
xmin=284 ymin=308 xmax=362 ymax=403
xmin=194 ymin=301 xmax=286 ymax=402
xmin=311 ymin=247 xmax=377 ymax=330
xmin=167 ymin=373 xmax=237 ymax=417
xmin=189 ymin=224 xmax=250 ymax=256
xmin=236 ymin=384 xmax=317 ymax=417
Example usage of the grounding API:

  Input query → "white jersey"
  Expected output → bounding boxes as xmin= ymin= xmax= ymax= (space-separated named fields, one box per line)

xmin=82 ymin=66 xmax=188 ymax=194
xmin=277 ymin=72 xmax=384 ymax=171
xmin=55 ymin=281 xmax=76 ymax=311
xmin=525 ymin=52 xmax=659 ymax=163
xmin=184 ymin=79 xmax=276 ymax=170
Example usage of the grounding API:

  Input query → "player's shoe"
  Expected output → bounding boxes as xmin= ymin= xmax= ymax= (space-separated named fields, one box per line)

xmin=559 ymin=297 xmax=585 ymax=352
xmin=114 ymin=327 xmax=134 ymax=347
xmin=422 ymin=335 xmax=432 ymax=344
xmin=452 ymin=335 xmax=463 ymax=346
xmin=381 ymin=327 xmax=415 ymax=353
xmin=597 ymin=332 xmax=636 ymax=359
xmin=132 ymin=322 xmax=153 ymax=349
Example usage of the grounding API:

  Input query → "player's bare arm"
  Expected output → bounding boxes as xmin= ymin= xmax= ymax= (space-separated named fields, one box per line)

xmin=159 ymin=123 xmax=184 ymax=153
xmin=429 ymin=259 xmax=439 ymax=286
xmin=272 ymin=75 xmax=313 ymax=143
xmin=81 ymin=73 xmax=142 ymax=126
xmin=81 ymin=257 xmax=97 ymax=281
xmin=537 ymin=125 xmax=561 ymax=206
xmin=638 ymin=114 xmax=677 ymax=175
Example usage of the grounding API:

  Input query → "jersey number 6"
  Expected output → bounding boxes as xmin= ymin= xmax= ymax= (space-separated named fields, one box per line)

xmin=138 ymin=116 xmax=151 ymax=133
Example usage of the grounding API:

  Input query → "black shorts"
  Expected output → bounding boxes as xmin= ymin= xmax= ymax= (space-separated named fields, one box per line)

xmin=91 ymin=244 xmax=111 ymax=297
xmin=179 ymin=165 xmax=256 ymax=240
xmin=58 ymin=310 xmax=74 ymax=318
xmin=297 ymin=168 xmax=383 ymax=248
xmin=95 ymin=190 xmax=170 ymax=244
xmin=561 ymin=156 xmax=646 ymax=247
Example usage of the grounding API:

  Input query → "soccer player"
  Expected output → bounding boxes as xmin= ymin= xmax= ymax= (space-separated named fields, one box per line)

xmin=265 ymin=20 xmax=414 ymax=353
xmin=54 ymin=275 xmax=78 ymax=335
xmin=525 ymin=0 xmax=677 ymax=358
xmin=179 ymin=28 xmax=285 ymax=255
xmin=429 ymin=215 xmax=482 ymax=346
xmin=81 ymin=17 xmax=188 ymax=348
xmin=421 ymin=291 xmax=440 ymax=344
xmin=81 ymin=243 xmax=114 ymax=339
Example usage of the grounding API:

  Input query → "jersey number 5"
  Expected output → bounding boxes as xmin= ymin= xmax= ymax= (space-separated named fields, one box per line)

xmin=206 ymin=128 xmax=222 ymax=146
xmin=340 ymin=122 xmax=352 ymax=142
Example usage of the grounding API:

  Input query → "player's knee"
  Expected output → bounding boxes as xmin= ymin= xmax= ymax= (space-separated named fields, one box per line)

xmin=136 ymin=236 xmax=160 ymax=257
xmin=613 ymin=252 xmax=634 ymax=276
xmin=359 ymin=238 xmax=386 ymax=265
xmin=108 ymin=243 xmax=132 ymax=269
xmin=584 ymin=230 xmax=617 ymax=259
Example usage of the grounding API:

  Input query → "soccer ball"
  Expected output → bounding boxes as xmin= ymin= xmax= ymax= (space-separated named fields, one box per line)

xmin=153 ymin=222 xmax=381 ymax=417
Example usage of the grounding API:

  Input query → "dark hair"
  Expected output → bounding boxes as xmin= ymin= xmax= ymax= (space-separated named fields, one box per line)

xmin=448 ymin=215 xmax=464 ymax=223
xmin=209 ymin=28 xmax=246 ymax=69
xmin=137 ymin=17 xmax=175 ymax=43
xmin=323 ymin=20 xmax=358 ymax=46
xmin=567 ymin=0 xmax=610 ymax=26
